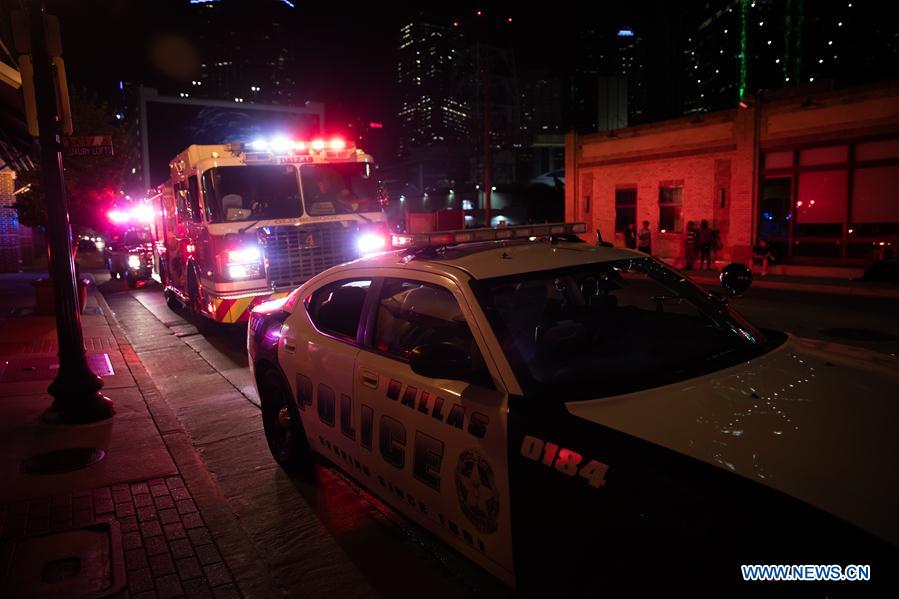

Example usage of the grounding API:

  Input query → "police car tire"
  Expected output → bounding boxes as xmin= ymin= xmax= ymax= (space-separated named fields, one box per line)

xmin=259 ymin=367 xmax=313 ymax=473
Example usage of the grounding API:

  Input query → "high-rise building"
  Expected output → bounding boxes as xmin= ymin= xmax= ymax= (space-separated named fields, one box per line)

xmin=563 ymin=25 xmax=649 ymax=132
xmin=684 ymin=0 xmax=899 ymax=114
xmin=165 ymin=0 xmax=300 ymax=106
xmin=396 ymin=19 xmax=472 ymax=157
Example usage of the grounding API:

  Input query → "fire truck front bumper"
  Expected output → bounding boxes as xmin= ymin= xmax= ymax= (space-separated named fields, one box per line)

xmin=207 ymin=290 xmax=291 ymax=324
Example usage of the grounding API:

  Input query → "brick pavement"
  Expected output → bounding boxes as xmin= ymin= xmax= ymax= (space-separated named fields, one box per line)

xmin=0 ymin=476 xmax=240 ymax=599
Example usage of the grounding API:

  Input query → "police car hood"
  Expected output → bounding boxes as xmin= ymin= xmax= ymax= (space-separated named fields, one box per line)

xmin=566 ymin=335 xmax=899 ymax=547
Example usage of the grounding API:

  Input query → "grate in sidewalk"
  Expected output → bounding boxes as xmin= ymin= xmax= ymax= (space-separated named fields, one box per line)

xmin=0 ymin=477 xmax=241 ymax=598
xmin=0 ymin=354 xmax=114 ymax=382
xmin=2 ymin=519 xmax=126 ymax=598
xmin=0 ymin=337 xmax=117 ymax=357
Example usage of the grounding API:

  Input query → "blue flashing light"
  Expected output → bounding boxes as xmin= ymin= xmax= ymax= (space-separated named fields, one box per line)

xmin=280 ymin=0 xmax=296 ymax=6
xmin=617 ymin=28 xmax=635 ymax=37
xmin=118 ymin=80 xmax=124 ymax=90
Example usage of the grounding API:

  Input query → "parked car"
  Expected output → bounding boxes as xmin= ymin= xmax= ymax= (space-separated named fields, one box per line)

xmin=248 ymin=223 xmax=898 ymax=594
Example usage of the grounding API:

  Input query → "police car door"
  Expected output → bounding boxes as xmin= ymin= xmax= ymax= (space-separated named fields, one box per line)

xmin=285 ymin=276 xmax=370 ymax=465
xmin=353 ymin=274 xmax=514 ymax=586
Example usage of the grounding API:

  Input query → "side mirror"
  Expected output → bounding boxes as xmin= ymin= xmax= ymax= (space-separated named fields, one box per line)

xmin=409 ymin=342 xmax=472 ymax=381
xmin=720 ymin=262 xmax=753 ymax=295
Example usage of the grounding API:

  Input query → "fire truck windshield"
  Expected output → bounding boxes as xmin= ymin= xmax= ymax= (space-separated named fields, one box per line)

xmin=124 ymin=229 xmax=152 ymax=245
xmin=300 ymin=162 xmax=381 ymax=216
xmin=202 ymin=165 xmax=302 ymax=223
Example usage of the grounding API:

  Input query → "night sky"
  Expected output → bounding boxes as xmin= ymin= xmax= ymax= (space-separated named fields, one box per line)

xmin=44 ymin=0 xmax=645 ymax=123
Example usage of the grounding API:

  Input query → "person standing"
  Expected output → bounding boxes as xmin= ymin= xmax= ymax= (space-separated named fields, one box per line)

xmin=684 ymin=221 xmax=698 ymax=270
xmin=637 ymin=220 xmax=652 ymax=255
xmin=624 ymin=222 xmax=637 ymax=250
xmin=752 ymin=237 xmax=776 ymax=276
xmin=697 ymin=219 xmax=714 ymax=270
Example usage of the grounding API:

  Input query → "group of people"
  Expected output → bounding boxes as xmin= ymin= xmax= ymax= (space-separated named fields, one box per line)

xmin=683 ymin=220 xmax=719 ymax=270
xmin=623 ymin=221 xmax=654 ymax=254
xmin=622 ymin=219 xmax=719 ymax=271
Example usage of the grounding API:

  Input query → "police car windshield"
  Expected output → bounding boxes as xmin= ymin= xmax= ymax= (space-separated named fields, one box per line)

xmin=472 ymin=257 xmax=771 ymax=401
xmin=300 ymin=163 xmax=381 ymax=216
xmin=202 ymin=165 xmax=302 ymax=223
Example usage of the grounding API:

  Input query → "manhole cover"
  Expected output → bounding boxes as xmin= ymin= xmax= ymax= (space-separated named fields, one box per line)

xmin=20 ymin=448 xmax=106 ymax=475
xmin=819 ymin=328 xmax=899 ymax=342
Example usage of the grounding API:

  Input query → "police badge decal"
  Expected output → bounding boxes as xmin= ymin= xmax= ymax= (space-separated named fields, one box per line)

xmin=455 ymin=448 xmax=500 ymax=533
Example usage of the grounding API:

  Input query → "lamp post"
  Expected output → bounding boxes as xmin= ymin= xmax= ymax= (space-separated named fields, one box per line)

xmin=27 ymin=0 xmax=114 ymax=423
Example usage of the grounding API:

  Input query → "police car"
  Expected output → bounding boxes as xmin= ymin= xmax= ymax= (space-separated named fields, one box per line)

xmin=248 ymin=223 xmax=898 ymax=593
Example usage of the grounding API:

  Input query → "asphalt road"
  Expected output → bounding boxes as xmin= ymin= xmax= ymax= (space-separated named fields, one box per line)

xmin=94 ymin=268 xmax=897 ymax=597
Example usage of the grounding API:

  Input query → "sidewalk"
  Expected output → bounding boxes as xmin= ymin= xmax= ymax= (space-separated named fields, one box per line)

xmin=686 ymin=270 xmax=899 ymax=299
xmin=0 ymin=273 xmax=275 ymax=599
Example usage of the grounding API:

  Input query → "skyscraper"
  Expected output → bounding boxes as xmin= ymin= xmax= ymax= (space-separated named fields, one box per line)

xmin=396 ymin=19 xmax=471 ymax=157
xmin=684 ymin=0 xmax=899 ymax=114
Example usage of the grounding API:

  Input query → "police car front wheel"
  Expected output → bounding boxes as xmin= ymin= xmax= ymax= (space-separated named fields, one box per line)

xmin=259 ymin=367 xmax=312 ymax=473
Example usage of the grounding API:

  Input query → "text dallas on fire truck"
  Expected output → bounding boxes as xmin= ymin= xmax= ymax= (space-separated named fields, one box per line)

xmin=148 ymin=136 xmax=389 ymax=331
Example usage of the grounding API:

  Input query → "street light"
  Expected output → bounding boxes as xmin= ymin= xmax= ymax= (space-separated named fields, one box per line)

xmin=26 ymin=0 xmax=113 ymax=423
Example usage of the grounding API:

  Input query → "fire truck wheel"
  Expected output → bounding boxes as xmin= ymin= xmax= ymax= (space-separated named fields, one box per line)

xmin=258 ymin=365 xmax=313 ymax=473
xmin=164 ymin=288 xmax=181 ymax=310
xmin=126 ymin=274 xmax=139 ymax=289
xmin=187 ymin=269 xmax=222 ymax=336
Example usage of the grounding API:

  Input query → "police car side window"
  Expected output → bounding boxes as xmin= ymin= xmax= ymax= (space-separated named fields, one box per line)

xmin=373 ymin=279 xmax=490 ymax=386
xmin=307 ymin=279 xmax=372 ymax=341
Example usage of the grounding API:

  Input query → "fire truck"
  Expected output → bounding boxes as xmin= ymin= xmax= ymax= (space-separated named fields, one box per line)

xmin=151 ymin=136 xmax=389 ymax=331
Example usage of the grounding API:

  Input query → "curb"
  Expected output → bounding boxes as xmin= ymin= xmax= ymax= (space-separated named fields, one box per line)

xmin=92 ymin=287 xmax=282 ymax=598
xmin=690 ymin=276 xmax=899 ymax=299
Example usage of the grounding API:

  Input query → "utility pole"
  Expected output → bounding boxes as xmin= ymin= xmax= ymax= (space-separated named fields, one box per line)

xmin=482 ymin=53 xmax=492 ymax=227
xmin=26 ymin=0 xmax=114 ymax=423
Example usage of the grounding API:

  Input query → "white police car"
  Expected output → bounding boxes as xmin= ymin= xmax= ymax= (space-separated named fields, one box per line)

xmin=248 ymin=223 xmax=899 ymax=594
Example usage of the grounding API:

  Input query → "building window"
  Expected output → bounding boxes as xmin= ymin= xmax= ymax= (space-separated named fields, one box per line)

xmin=658 ymin=183 xmax=683 ymax=233
xmin=614 ymin=187 xmax=637 ymax=233
xmin=759 ymin=178 xmax=791 ymax=259
xmin=849 ymin=165 xmax=899 ymax=258
xmin=762 ymin=139 xmax=899 ymax=263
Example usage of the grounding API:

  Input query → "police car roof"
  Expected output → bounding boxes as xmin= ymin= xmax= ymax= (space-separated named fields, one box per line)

xmin=353 ymin=240 xmax=642 ymax=281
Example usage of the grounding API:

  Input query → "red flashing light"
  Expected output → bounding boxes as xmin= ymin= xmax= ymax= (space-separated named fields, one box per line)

xmin=311 ymin=139 xmax=326 ymax=151
xmin=329 ymin=138 xmax=346 ymax=151
xmin=476 ymin=10 xmax=482 ymax=16
xmin=369 ymin=122 xmax=383 ymax=129
xmin=453 ymin=21 xmax=459 ymax=26
xmin=507 ymin=17 xmax=512 ymax=23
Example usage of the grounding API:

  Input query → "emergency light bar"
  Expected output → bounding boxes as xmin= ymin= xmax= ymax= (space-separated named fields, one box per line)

xmin=242 ymin=137 xmax=354 ymax=154
xmin=391 ymin=222 xmax=588 ymax=249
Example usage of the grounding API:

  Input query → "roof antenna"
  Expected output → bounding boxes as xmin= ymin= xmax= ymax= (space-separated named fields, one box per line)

xmin=595 ymin=228 xmax=613 ymax=248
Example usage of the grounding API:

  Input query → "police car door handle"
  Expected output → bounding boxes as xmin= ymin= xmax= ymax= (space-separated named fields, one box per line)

xmin=360 ymin=370 xmax=379 ymax=389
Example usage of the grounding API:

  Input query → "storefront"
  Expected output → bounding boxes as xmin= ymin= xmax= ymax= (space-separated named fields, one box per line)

xmin=566 ymin=81 xmax=899 ymax=273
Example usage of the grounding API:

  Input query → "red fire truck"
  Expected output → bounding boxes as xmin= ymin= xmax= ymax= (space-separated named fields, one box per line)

xmin=151 ymin=136 xmax=389 ymax=331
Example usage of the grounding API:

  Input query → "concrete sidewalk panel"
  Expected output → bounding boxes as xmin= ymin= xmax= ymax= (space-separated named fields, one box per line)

xmin=0 ymin=387 xmax=177 ymax=504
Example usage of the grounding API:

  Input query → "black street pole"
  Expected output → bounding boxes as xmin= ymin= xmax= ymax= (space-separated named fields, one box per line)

xmin=28 ymin=0 xmax=114 ymax=423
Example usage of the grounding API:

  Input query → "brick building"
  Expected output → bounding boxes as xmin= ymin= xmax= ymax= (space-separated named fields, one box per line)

xmin=565 ymin=81 xmax=899 ymax=275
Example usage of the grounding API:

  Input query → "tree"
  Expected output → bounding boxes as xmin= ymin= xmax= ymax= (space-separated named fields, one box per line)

xmin=13 ymin=86 xmax=136 ymax=232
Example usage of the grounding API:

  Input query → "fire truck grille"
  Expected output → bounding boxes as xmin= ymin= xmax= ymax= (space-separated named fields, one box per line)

xmin=260 ymin=224 xmax=358 ymax=289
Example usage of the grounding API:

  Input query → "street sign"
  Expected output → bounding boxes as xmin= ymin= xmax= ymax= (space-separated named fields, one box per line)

xmin=62 ymin=135 xmax=114 ymax=157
